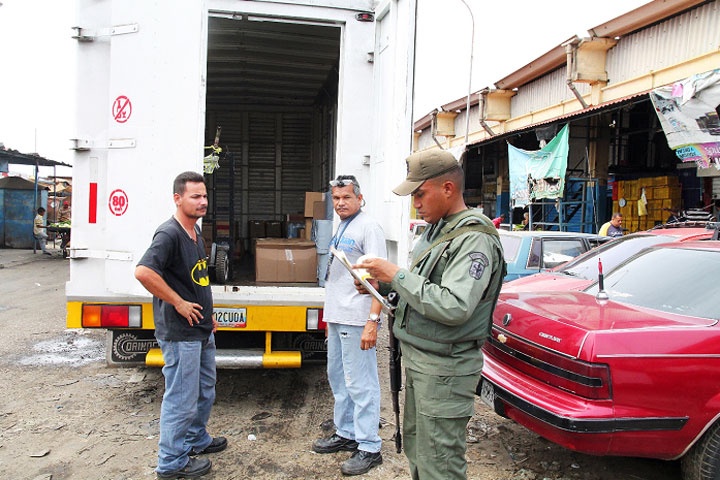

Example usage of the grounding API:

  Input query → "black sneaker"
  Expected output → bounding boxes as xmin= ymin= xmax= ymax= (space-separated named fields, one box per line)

xmin=189 ymin=436 xmax=228 ymax=456
xmin=156 ymin=457 xmax=212 ymax=479
xmin=341 ymin=450 xmax=383 ymax=476
xmin=312 ymin=433 xmax=359 ymax=454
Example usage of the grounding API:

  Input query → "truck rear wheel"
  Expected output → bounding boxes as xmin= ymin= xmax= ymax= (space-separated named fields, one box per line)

xmin=682 ymin=421 xmax=720 ymax=480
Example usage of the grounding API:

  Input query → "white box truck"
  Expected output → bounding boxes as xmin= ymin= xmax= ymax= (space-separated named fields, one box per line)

xmin=67 ymin=0 xmax=417 ymax=368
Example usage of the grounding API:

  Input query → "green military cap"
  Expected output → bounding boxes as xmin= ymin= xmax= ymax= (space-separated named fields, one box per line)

xmin=392 ymin=149 xmax=459 ymax=196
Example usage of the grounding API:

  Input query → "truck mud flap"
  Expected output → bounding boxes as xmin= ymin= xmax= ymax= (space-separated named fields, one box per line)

xmin=107 ymin=330 xmax=158 ymax=366
xmin=292 ymin=333 xmax=327 ymax=363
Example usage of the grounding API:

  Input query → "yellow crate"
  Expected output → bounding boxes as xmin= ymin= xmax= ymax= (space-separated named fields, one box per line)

xmin=653 ymin=175 xmax=679 ymax=187
xmin=624 ymin=181 xmax=638 ymax=199
xmin=638 ymin=178 xmax=653 ymax=189
xmin=654 ymin=186 xmax=682 ymax=199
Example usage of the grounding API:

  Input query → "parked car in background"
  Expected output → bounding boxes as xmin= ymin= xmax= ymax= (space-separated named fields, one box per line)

xmin=479 ymin=241 xmax=720 ymax=480
xmin=499 ymin=230 xmax=606 ymax=282
xmin=408 ymin=219 xmax=428 ymax=262
xmin=502 ymin=224 xmax=717 ymax=293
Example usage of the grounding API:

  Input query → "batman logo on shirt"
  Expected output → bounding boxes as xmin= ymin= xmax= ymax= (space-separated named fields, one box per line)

xmin=191 ymin=258 xmax=210 ymax=287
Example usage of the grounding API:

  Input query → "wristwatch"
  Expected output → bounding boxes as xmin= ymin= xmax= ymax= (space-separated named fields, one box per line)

xmin=368 ymin=313 xmax=381 ymax=323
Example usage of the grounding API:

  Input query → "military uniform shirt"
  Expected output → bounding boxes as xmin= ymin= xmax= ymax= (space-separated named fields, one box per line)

xmin=391 ymin=210 xmax=501 ymax=377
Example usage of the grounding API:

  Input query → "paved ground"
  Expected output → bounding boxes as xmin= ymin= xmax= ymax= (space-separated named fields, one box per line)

xmin=0 ymin=246 xmax=66 ymax=269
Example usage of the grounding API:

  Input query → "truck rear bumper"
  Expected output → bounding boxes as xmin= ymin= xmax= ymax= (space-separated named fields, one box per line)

xmin=145 ymin=348 xmax=302 ymax=369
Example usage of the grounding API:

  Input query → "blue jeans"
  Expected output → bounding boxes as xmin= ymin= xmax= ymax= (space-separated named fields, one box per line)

xmin=326 ymin=322 xmax=381 ymax=453
xmin=156 ymin=334 xmax=217 ymax=474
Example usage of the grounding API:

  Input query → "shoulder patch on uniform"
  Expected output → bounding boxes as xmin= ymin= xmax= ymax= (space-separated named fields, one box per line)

xmin=468 ymin=252 xmax=489 ymax=280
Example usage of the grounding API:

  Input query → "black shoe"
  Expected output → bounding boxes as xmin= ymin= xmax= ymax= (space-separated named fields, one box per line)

xmin=312 ymin=433 xmax=359 ymax=454
xmin=341 ymin=450 xmax=383 ymax=476
xmin=189 ymin=436 xmax=228 ymax=456
xmin=43 ymin=251 xmax=52 ymax=256
xmin=157 ymin=457 xmax=212 ymax=479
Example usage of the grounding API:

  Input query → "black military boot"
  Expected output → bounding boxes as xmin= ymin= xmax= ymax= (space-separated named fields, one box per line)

xmin=340 ymin=450 xmax=383 ymax=475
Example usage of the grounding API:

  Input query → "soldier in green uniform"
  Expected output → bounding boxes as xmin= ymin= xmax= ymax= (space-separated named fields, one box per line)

xmin=358 ymin=149 xmax=505 ymax=480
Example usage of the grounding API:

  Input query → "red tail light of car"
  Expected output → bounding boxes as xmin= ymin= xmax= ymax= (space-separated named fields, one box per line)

xmin=484 ymin=329 xmax=611 ymax=400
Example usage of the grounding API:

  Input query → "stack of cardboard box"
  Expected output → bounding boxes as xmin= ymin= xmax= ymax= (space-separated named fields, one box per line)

xmin=303 ymin=192 xmax=326 ymax=240
xmin=252 ymin=191 xmax=326 ymax=283
xmin=612 ymin=175 xmax=682 ymax=233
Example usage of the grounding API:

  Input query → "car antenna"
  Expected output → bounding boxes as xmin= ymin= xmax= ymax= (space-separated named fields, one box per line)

xmin=595 ymin=258 xmax=609 ymax=304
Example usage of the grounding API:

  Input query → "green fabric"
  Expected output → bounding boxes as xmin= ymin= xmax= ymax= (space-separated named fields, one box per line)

xmin=391 ymin=209 xmax=505 ymax=366
xmin=404 ymin=368 xmax=480 ymax=480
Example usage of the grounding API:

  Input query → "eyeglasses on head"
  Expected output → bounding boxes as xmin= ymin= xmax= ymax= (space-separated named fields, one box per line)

xmin=329 ymin=175 xmax=358 ymax=188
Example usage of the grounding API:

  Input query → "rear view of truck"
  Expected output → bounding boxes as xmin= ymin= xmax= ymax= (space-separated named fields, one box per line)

xmin=66 ymin=0 xmax=416 ymax=368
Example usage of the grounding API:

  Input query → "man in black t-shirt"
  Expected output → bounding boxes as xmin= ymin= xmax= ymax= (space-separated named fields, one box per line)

xmin=136 ymin=171 xmax=226 ymax=479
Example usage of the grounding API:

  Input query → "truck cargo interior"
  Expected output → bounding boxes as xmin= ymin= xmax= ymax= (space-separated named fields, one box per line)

xmin=203 ymin=13 xmax=341 ymax=285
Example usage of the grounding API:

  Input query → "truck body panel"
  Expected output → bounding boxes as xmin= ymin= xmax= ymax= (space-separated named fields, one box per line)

xmin=68 ymin=0 xmax=417 ymax=367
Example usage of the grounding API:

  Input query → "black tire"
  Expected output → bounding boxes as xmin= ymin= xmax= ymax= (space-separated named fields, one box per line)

xmin=215 ymin=249 xmax=230 ymax=284
xmin=682 ymin=422 xmax=720 ymax=480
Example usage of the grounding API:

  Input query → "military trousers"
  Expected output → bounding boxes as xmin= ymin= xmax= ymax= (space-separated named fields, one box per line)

xmin=403 ymin=367 xmax=481 ymax=480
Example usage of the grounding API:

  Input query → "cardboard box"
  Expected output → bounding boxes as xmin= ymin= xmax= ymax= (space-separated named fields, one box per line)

xmin=304 ymin=192 xmax=324 ymax=217
xmin=312 ymin=200 xmax=327 ymax=220
xmin=255 ymin=238 xmax=318 ymax=283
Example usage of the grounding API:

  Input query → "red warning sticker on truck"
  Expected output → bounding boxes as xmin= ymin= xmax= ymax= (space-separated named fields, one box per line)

xmin=108 ymin=189 xmax=129 ymax=216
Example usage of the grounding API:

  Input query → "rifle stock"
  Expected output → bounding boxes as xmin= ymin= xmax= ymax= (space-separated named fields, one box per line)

xmin=386 ymin=292 xmax=402 ymax=453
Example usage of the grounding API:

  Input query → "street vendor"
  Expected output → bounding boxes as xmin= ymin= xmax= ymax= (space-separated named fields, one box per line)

xmin=59 ymin=201 xmax=71 ymax=223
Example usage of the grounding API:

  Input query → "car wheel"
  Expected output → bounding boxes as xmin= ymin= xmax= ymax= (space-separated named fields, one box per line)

xmin=682 ymin=422 xmax=720 ymax=480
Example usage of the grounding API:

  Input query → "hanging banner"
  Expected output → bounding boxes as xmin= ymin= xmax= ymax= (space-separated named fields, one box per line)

xmin=649 ymin=68 xmax=720 ymax=169
xmin=508 ymin=124 xmax=569 ymax=207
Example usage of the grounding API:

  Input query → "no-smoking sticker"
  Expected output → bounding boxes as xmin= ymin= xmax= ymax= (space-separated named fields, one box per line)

xmin=112 ymin=95 xmax=132 ymax=123
xmin=109 ymin=189 xmax=129 ymax=216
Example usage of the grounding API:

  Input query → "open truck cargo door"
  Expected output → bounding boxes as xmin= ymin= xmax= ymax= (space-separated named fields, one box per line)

xmin=68 ymin=0 xmax=417 ymax=368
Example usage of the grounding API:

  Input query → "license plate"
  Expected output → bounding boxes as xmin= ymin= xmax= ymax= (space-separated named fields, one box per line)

xmin=213 ymin=308 xmax=247 ymax=328
xmin=479 ymin=379 xmax=495 ymax=408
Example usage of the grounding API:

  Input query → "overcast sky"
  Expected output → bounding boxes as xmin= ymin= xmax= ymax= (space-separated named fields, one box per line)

xmin=0 ymin=0 xmax=649 ymax=176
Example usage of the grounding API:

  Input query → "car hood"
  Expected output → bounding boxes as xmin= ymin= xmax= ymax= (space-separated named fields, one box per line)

xmin=502 ymin=272 xmax=591 ymax=293
xmin=494 ymin=291 xmax=718 ymax=357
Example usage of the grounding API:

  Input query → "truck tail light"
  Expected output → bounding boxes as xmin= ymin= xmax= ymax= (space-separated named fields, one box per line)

xmin=306 ymin=308 xmax=326 ymax=331
xmin=82 ymin=305 xmax=142 ymax=328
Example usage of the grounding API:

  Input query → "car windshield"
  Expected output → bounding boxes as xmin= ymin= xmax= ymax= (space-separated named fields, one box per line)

xmin=532 ymin=239 xmax=587 ymax=269
xmin=559 ymin=234 xmax=672 ymax=279
xmin=499 ymin=235 xmax=522 ymax=263
xmin=585 ymin=247 xmax=720 ymax=319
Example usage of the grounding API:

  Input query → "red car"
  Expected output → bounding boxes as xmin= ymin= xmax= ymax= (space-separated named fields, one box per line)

xmin=502 ymin=225 xmax=716 ymax=293
xmin=479 ymin=241 xmax=720 ymax=480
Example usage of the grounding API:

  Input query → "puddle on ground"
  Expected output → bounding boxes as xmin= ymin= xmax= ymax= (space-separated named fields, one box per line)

xmin=18 ymin=330 xmax=105 ymax=366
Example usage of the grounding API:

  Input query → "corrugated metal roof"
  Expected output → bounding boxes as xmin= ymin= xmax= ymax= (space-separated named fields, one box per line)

xmin=468 ymin=90 xmax=650 ymax=148
xmin=0 ymin=149 xmax=71 ymax=168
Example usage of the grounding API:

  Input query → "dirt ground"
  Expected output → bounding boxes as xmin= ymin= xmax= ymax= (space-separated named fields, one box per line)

xmin=0 ymin=249 xmax=683 ymax=480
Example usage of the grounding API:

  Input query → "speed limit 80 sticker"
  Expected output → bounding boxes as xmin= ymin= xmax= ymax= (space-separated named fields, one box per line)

xmin=109 ymin=189 xmax=129 ymax=216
